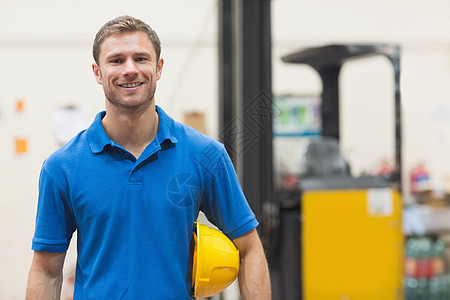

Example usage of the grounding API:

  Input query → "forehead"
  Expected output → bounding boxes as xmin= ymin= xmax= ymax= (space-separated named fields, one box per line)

xmin=100 ymin=31 xmax=156 ymax=59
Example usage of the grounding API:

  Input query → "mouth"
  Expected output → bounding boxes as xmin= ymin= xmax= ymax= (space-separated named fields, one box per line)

xmin=118 ymin=82 xmax=144 ymax=88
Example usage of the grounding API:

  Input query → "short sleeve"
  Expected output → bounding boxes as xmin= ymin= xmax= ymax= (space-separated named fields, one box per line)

xmin=32 ymin=167 xmax=76 ymax=252
xmin=200 ymin=146 xmax=258 ymax=240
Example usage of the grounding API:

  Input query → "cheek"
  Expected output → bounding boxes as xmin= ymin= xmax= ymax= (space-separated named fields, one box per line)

xmin=101 ymin=65 xmax=118 ymax=80
xmin=140 ymin=64 xmax=157 ymax=77
xmin=102 ymin=70 xmax=119 ymax=86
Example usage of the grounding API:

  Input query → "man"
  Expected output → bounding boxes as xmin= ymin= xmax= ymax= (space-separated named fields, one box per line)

xmin=26 ymin=15 xmax=271 ymax=299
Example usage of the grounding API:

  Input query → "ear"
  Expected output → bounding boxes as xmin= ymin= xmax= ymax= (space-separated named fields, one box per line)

xmin=156 ymin=58 xmax=164 ymax=81
xmin=92 ymin=63 xmax=103 ymax=85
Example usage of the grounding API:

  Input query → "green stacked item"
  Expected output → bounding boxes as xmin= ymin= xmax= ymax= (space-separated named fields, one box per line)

xmin=405 ymin=237 xmax=449 ymax=299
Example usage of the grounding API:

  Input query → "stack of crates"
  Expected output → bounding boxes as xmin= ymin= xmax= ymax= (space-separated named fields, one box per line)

xmin=405 ymin=237 xmax=450 ymax=299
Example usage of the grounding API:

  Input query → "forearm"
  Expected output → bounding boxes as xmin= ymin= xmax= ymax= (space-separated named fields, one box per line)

xmin=237 ymin=242 xmax=271 ymax=300
xmin=26 ymin=269 xmax=63 ymax=300
xmin=26 ymin=251 xmax=66 ymax=300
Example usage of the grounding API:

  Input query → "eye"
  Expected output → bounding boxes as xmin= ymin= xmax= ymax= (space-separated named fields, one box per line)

xmin=136 ymin=57 xmax=148 ymax=62
xmin=110 ymin=59 xmax=122 ymax=64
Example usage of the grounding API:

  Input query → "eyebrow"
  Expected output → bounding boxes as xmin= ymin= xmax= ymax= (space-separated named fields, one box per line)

xmin=103 ymin=52 xmax=121 ymax=61
xmin=134 ymin=51 xmax=152 ymax=57
xmin=105 ymin=51 xmax=152 ymax=60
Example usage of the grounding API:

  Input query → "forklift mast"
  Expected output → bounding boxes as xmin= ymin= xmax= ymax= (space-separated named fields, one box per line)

xmin=282 ymin=44 xmax=402 ymax=190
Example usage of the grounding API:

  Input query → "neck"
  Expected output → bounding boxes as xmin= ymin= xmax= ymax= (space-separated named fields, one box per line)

xmin=102 ymin=101 xmax=159 ymax=158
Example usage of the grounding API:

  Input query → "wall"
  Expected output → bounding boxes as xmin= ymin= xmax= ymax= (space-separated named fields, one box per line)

xmin=272 ymin=0 xmax=450 ymax=196
xmin=0 ymin=0 xmax=450 ymax=298
xmin=0 ymin=0 xmax=218 ymax=298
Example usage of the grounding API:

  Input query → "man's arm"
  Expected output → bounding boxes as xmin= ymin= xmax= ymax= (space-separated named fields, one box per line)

xmin=26 ymin=251 xmax=66 ymax=300
xmin=233 ymin=228 xmax=271 ymax=300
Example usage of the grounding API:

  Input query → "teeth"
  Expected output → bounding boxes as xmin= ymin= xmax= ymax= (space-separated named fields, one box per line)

xmin=121 ymin=83 xmax=140 ymax=88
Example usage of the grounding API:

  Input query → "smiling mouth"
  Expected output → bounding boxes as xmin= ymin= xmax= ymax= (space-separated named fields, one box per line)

xmin=118 ymin=82 xmax=143 ymax=88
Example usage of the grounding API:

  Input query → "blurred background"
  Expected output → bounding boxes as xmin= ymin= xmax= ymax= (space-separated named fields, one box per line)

xmin=0 ymin=0 xmax=449 ymax=299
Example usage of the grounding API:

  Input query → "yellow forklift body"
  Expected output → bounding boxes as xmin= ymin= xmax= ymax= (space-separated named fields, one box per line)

xmin=303 ymin=188 xmax=403 ymax=300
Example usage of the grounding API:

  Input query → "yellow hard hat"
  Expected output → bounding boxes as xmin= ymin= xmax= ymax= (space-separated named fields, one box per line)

xmin=191 ymin=222 xmax=240 ymax=299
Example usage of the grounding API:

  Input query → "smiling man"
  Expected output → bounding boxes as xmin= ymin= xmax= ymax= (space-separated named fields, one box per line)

xmin=93 ymin=29 xmax=163 ymax=159
xmin=26 ymin=16 xmax=271 ymax=300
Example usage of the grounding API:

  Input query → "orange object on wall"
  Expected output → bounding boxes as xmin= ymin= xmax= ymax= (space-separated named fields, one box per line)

xmin=15 ymin=138 xmax=28 ymax=154
xmin=15 ymin=99 xmax=25 ymax=113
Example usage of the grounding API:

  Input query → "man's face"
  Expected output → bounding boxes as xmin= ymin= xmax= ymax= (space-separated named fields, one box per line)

xmin=92 ymin=31 xmax=163 ymax=113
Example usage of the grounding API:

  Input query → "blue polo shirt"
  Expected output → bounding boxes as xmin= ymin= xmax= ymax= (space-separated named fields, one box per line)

xmin=32 ymin=106 xmax=258 ymax=299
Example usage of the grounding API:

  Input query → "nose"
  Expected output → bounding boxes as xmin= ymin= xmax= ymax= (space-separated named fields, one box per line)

xmin=122 ymin=58 xmax=138 ymax=77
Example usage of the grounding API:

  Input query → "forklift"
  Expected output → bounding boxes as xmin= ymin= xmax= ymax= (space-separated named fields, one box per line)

xmin=275 ymin=44 xmax=404 ymax=300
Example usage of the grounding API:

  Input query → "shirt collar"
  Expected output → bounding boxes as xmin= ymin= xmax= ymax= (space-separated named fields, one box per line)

xmin=87 ymin=105 xmax=178 ymax=154
xmin=87 ymin=111 xmax=110 ymax=154
xmin=155 ymin=105 xmax=178 ymax=145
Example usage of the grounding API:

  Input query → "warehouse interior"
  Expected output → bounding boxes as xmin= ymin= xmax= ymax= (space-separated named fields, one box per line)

xmin=1 ymin=0 xmax=450 ymax=299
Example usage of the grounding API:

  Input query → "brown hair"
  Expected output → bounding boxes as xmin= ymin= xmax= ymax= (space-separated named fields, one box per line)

xmin=93 ymin=15 xmax=161 ymax=65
